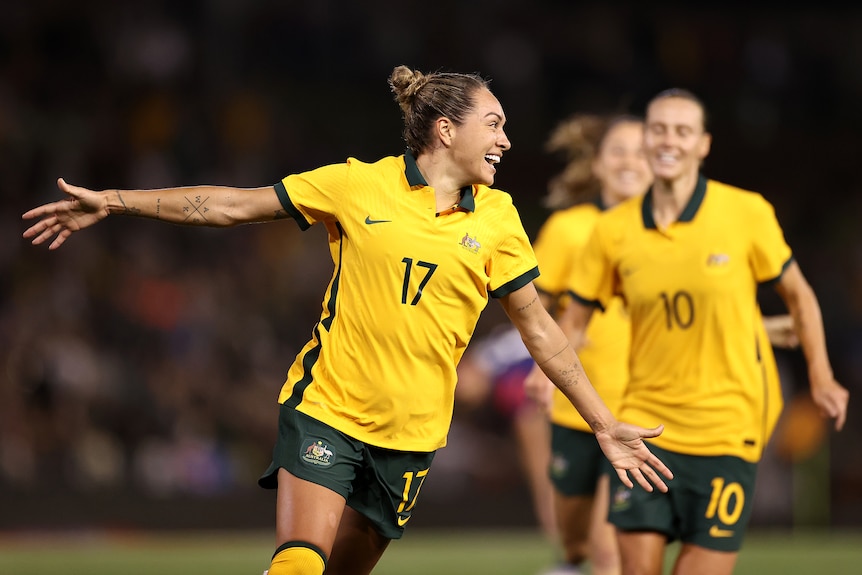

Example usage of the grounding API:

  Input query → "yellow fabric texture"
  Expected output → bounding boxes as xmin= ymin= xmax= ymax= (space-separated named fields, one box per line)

xmin=571 ymin=178 xmax=791 ymax=462
xmin=276 ymin=155 xmax=538 ymax=452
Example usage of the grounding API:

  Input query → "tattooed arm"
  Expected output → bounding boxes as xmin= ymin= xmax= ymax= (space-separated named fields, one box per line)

xmin=23 ymin=178 xmax=287 ymax=250
xmin=498 ymin=282 xmax=673 ymax=492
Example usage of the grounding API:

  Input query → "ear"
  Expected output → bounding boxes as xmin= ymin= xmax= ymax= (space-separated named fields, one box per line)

xmin=436 ymin=117 xmax=456 ymax=147
xmin=698 ymin=132 xmax=712 ymax=160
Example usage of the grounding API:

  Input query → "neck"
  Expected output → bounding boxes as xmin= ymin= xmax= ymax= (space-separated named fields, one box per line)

xmin=415 ymin=153 xmax=468 ymax=213
xmin=651 ymin=171 xmax=699 ymax=228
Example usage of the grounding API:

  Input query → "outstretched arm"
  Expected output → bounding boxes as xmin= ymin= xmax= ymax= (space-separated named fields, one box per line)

xmin=500 ymin=282 xmax=673 ymax=492
xmin=775 ymin=261 xmax=849 ymax=431
xmin=23 ymin=178 xmax=287 ymax=250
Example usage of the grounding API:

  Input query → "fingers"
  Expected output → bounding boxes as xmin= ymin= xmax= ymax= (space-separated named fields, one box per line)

xmin=641 ymin=462 xmax=669 ymax=493
xmin=616 ymin=469 xmax=633 ymax=490
xmin=629 ymin=468 xmax=653 ymax=493
xmin=639 ymin=424 xmax=664 ymax=439
xmin=57 ymin=177 xmax=75 ymax=195
xmin=23 ymin=216 xmax=70 ymax=249
xmin=617 ymin=463 xmax=671 ymax=494
xmin=832 ymin=395 xmax=848 ymax=431
xmin=23 ymin=216 xmax=55 ymax=241
xmin=50 ymin=229 xmax=72 ymax=250
xmin=817 ymin=386 xmax=849 ymax=432
xmin=650 ymin=453 xmax=674 ymax=481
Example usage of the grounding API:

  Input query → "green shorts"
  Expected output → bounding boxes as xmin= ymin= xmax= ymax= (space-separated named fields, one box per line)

xmin=549 ymin=424 xmax=611 ymax=496
xmin=259 ymin=403 xmax=436 ymax=540
xmin=608 ymin=443 xmax=757 ymax=552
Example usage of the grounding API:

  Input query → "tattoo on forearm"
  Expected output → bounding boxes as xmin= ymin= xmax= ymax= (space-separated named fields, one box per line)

xmin=156 ymin=198 xmax=161 ymax=219
xmin=537 ymin=345 xmax=582 ymax=390
xmin=557 ymin=366 xmax=580 ymax=390
xmin=117 ymin=192 xmax=141 ymax=216
xmin=516 ymin=296 xmax=539 ymax=313
xmin=537 ymin=344 xmax=568 ymax=367
xmin=183 ymin=195 xmax=210 ymax=223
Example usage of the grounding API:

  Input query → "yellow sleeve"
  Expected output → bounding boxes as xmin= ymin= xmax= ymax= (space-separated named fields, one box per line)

xmin=488 ymin=199 xmax=540 ymax=297
xmin=568 ymin=214 xmax=617 ymax=311
xmin=280 ymin=162 xmax=351 ymax=226
xmin=747 ymin=194 xmax=793 ymax=283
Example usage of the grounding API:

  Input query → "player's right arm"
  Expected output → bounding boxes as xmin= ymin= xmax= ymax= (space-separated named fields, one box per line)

xmin=774 ymin=261 xmax=849 ymax=431
xmin=23 ymin=178 xmax=286 ymax=250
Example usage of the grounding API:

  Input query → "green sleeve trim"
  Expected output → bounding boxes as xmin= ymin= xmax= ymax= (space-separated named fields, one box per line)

xmin=274 ymin=181 xmax=311 ymax=231
xmin=534 ymin=283 xmax=557 ymax=300
xmin=759 ymin=255 xmax=795 ymax=287
xmin=567 ymin=289 xmax=605 ymax=313
xmin=489 ymin=266 xmax=540 ymax=299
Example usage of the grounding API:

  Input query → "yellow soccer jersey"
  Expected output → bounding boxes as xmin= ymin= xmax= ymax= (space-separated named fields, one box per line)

xmin=534 ymin=202 xmax=630 ymax=432
xmin=273 ymin=152 xmax=539 ymax=452
xmin=570 ymin=176 xmax=791 ymax=462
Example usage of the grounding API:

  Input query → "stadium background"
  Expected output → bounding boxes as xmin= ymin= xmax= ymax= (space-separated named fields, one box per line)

xmin=1 ymin=0 xmax=861 ymax=547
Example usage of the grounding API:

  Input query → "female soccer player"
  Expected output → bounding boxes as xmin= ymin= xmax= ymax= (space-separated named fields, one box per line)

xmin=531 ymin=114 xmax=653 ymax=575
xmin=551 ymin=89 xmax=848 ymax=575
xmin=22 ymin=66 xmax=673 ymax=575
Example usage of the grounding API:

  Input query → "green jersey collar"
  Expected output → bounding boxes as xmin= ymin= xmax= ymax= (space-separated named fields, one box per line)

xmin=404 ymin=150 xmax=476 ymax=212
xmin=641 ymin=174 xmax=707 ymax=229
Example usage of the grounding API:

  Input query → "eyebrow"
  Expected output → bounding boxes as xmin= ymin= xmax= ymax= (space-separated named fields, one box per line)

xmin=484 ymin=112 xmax=504 ymax=122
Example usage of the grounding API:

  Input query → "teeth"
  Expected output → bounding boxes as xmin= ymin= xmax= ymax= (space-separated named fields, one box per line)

xmin=485 ymin=154 xmax=501 ymax=164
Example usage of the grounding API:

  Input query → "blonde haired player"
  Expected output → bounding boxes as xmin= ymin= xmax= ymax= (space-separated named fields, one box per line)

xmin=537 ymin=89 xmax=848 ymax=575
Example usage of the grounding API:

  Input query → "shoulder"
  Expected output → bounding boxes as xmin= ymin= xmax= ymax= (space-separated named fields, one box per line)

xmin=536 ymin=203 xmax=603 ymax=245
xmin=548 ymin=203 xmax=602 ymax=226
xmin=474 ymin=185 xmax=518 ymax=213
xmin=706 ymin=179 xmax=777 ymax=215
xmin=597 ymin=194 xmax=642 ymax=227
xmin=345 ymin=155 xmax=404 ymax=172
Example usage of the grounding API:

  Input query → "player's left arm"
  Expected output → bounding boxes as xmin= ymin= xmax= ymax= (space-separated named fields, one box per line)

xmin=774 ymin=261 xmax=849 ymax=431
xmin=499 ymin=282 xmax=672 ymax=492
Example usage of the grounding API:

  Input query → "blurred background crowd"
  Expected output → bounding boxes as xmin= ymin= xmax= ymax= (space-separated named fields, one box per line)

xmin=2 ymin=1 xmax=861 ymax=531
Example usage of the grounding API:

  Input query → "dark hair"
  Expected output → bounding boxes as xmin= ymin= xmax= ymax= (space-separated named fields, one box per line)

xmin=389 ymin=65 xmax=490 ymax=155
xmin=543 ymin=114 xmax=644 ymax=210
xmin=647 ymin=88 xmax=709 ymax=132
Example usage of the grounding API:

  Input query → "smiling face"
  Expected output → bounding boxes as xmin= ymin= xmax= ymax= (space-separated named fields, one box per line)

xmin=644 ymin=96 xmax=711 ymax=183
xmin=592 ymin=120 xmax=652 ymax=206
xmin=448 ymin=88 xmax=511 ymax=187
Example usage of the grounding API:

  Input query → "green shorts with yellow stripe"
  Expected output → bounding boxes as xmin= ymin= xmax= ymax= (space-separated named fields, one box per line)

xmin=259 ymin=403 xmax=436 ymax=540
xmin=608 ymin=442 xmax=757 ymax=552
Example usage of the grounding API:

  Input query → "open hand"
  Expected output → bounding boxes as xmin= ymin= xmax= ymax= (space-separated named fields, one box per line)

xmin=22 ymin=178 xmax=108 ymax=250
xmin=595 ymin=421 xmax=673 ymax=493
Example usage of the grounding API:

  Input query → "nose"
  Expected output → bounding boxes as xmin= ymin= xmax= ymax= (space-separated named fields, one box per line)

xmin=499 ymin=129 xmax=511 ymax=151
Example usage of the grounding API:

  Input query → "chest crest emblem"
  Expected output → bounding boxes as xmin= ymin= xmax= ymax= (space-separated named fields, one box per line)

xmin=459 ymin=232 xmax=481 ymax=254
xmin=706 ymin=253 xmax=730 ymax=267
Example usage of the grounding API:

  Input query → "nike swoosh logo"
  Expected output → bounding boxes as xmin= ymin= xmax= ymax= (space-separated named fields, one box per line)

xmin=397 ymin=515 xmax=411 ymax=527
xmin=709 ymin=525 xmax=734 ymax=538
xmin=365 ymin=216 xmax=391 ymax=225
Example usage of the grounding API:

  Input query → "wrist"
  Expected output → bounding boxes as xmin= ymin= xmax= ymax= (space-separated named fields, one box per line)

xmin=808 ymin=360 xmax=834 ymax=386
